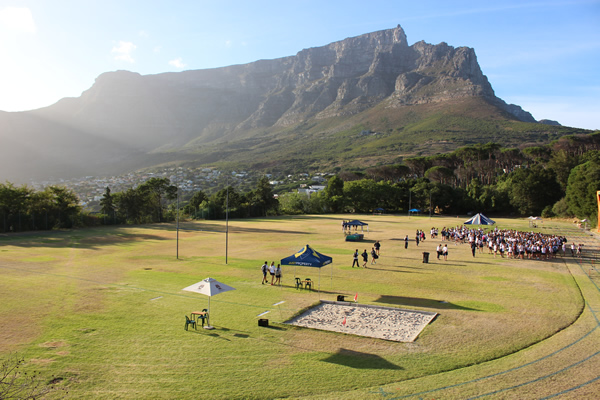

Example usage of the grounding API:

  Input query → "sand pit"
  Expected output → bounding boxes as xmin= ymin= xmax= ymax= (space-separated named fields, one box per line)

xmin=285 ymin=301 xmax=437 ymax=342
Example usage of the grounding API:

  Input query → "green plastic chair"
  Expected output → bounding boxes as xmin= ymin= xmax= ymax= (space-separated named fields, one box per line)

xmin=184 ymin=315 xmax=196 ymax=331
xmin=198 ymin=309 xmax=209 ymax=327
xmin=304 ymin=278 xmax=312 ymax=290
xmin=295 ymin=277 xmax=302 ymax=289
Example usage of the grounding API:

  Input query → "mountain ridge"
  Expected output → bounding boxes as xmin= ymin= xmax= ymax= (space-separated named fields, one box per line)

xmin=0 ymin=25 xmax=586 ymax=183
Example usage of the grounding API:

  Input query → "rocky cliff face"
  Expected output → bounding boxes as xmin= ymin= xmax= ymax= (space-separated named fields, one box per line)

xmin=0 ymin=25 xmax=540 ymax=182
xmin=39 ymin=25 xmax=534 ymax=147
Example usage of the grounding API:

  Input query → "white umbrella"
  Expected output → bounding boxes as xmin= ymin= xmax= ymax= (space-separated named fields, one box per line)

xmin=182 ymin=277 xmax=235 ymax=329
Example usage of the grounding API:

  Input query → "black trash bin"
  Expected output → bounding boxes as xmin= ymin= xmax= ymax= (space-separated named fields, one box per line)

xmin=258 ymin=318 xmax=269 ymax=327
xmin=337 ymin=295 xmax=346 ymax=302
xmin=422 ymin=252 xmax=430 ymax=263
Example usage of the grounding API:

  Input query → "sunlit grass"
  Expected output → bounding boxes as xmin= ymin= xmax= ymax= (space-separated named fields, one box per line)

xmin=0 ymin=215 xmax=592 ymax=398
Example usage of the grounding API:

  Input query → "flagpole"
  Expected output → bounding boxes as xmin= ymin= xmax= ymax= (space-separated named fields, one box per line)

xmin=226 ymin=180 xmax=229 ymax=265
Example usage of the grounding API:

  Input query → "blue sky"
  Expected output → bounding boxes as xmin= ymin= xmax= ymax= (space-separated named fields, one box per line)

xmin=1 ymin=0 xmax=599 ymax=129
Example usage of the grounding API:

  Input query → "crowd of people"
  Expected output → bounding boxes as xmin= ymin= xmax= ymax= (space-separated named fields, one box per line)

xmin=347 ymin=225 xmax=576 ymax=268
xmin=263 ymin=222 xmax=581 ymax=285
xmin=431 ymin=225 xmax=575 ymax=260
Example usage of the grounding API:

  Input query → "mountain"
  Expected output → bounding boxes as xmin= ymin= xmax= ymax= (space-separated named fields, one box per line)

xmin=0 ymin=25 xmax=587 ymax=183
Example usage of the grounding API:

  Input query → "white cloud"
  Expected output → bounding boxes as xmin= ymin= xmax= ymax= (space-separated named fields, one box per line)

xmin=0 ymin=7 xmax=36 ymax=34
xmin=169 ymin=57 xmax=187 ymax=69
xmin=112 ymin=41 xmax=136 ymax=63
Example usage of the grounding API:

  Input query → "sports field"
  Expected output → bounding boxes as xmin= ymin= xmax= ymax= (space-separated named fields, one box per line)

xmin=1 ymin=214 xmax=599 ymax=399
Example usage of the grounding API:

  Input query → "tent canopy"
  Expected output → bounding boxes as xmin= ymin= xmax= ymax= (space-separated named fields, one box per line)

xmin=409 ymin=208 xmax=421 ymax=212
xmin=280 ymin=244 xmax=332 ymax=268
xmin=182 ymin=277 xmax=235 ymax=329
xmin=346 ymin=220 xmax=368 ymax=226
xmin=464 ymin=213 xmax=495 ymax=225
xmin=182 ymin=277 xmax=235 ymax=296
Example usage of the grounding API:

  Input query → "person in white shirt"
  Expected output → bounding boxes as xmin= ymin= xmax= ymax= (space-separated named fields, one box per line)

xmin=269 ymin=262 xmax=276 ymax=285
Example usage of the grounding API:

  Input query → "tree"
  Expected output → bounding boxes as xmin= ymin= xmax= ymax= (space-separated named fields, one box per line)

xmin=251 ymin=176 xmax=278 ymax=216
xmin=0 ymin=353 xmax=58 ymax=399
xmin=186 ymin=190 xmax=208 ymax=218
xmin=343 ymin=179 xmax=379 ymax=213
xmin=113 ymin=188 xmax=145 ymax=224
xmin=0 ymin=183 xmax=32 ymax=232
xmin=503 ymin=166 xmax=562 ymax=216
xmin=424 ymin=166 xmax=455 ymax=185
xmin=322 ymin=175 xmax=344 ymax=212
xmin=565 ymin=160 xmax=600 ymax=220
xmin=547 ymin=149 xmax=578 ymax=190
xmin=278 ymin=192 xmax=309 ymax=215
xmin=211 ymin=186 xmax=242 ymax=218
xmin=99 ymin=187 xmax=115 ymax=223
xmin=138 ymin=178 xmax=178 ymax=222
xmin=43 ymin=186 xmax=81 ymax=229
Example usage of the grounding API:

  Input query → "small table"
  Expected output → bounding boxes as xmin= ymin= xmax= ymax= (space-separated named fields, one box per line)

xmin=301 ymin=280 xmax=312 ymax=290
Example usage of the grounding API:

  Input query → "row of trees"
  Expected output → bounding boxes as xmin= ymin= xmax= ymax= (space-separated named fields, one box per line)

xmin=0 ymin=183 xmax=82 ymax=232
xmin=276 ymin=135 xmax=600 ymax=222
xmin=98 ymin=176 xmax=279 ymax=224
xmin=2 ymin=134 xmax=599 ymax=233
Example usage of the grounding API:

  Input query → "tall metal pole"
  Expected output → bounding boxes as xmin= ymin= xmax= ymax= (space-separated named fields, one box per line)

xmin=225 ymin=179 xmax=229 ymax=264
xmin=408 ymin=189 xmax=411 ymax=217
xmin=176 ymin=170 xmax=180 ymax=260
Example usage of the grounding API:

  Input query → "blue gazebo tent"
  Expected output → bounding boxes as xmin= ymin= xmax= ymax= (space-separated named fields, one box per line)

xmin=345 ymin=220 xmax=368 ymax=233
xmin=409 ymin=208 xmax=421 ymax=215
xmin=280 ymin=244 xmax=333 ymax=292
xmin=464 ymin=213 xmax=495 ymax=225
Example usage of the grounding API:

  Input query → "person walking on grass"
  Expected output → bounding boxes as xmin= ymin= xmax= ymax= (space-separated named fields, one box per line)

xmin=275 ymin=264 xmax=282 ymax=285
xmin=442 ymin=244 xmax=448 ymax=261
xmin=371 ymin=247 xmax=378 ymax=264
xmin=405 ymin=235 xmax=409 ymax=249
xmin=374 ymin=240 xmax=381 ymax=256
xmin=261 ymin=261 xmax=269 ymax=284
xmin=269 ymin=261 xmax=276 ymax=285
xmin=361 ymin=249 xmax=368 ymax=268
xmin=352 ymin=249 xmax=360 ymax=268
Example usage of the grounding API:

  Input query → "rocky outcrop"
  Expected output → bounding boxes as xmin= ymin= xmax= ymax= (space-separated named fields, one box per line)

xmin=0 ymin=25 xmax=542 ymax=182
xmin=539 ymin=119 xmax=561 ymax=126
xmin=38 ymin=24 xmax=535 ymax=146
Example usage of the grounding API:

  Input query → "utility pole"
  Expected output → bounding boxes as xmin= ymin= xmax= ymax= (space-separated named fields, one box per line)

xmin=226 ymin=178 xmax=229 ymax=264
xmin=176 ymin=169 xmax=180 ymax=260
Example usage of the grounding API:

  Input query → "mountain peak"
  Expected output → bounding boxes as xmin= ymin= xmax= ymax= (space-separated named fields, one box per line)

xmin=0 ymin=25 xmax=555 ymax=182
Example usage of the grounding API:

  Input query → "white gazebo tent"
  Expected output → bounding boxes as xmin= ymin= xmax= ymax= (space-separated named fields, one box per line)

xmin=182 ymin=277 xmax=235 ymax=329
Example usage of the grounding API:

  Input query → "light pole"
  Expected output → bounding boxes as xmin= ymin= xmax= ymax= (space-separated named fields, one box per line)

xmin=225 ymin=180 xmax=229 ymax=265
xmin=176 ymin=169 xmax=180 ymax=260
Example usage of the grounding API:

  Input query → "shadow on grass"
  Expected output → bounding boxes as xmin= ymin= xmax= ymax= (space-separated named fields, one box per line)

xmin=164 ymin=219 xmax=316 ymax=235
xmin=363 ymin=265 xmax=425 ymax=274
xmin=0 ymin=228 xmax=170 ymax=250
xmin=321 ymin=349 xmax=403 ymax=370
xmin=374 ymin=295 xmax=479 ymax=311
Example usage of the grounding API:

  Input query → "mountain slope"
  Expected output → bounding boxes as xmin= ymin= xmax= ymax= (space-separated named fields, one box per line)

xmin=0 ymin=25 xmax=587 ymax=183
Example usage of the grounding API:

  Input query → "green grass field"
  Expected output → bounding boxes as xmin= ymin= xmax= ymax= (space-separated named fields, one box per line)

xmin=1 ymin=215 xmax=599 ymax=399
